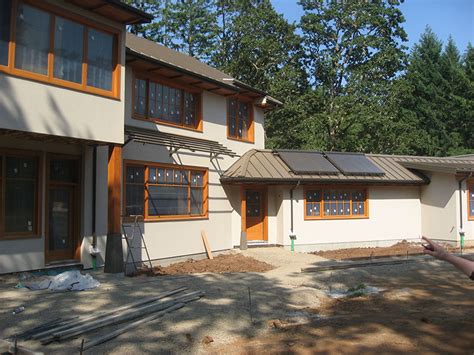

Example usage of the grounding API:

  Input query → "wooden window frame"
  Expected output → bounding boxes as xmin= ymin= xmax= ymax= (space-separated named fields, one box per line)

xmin=123 ymin=160 xmax=208 ymax=222
xmin=0 ymin=149 xmax=42 ymax=240
xmin=132 ymin=71 xmax=203 ymax=132
xmin=0 ymin=0 xmax=121 ymax=99
xmin=304 ymin=186 xmax=369 ymax=220
xmin=468 ymin=180 xmax=474 ymax=221
xmin=227 ymin=96 xmax=255 ymax=144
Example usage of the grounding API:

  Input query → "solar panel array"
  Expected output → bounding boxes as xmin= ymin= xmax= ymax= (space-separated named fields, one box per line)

xmin=277 ymin=151 xmax=340 ymax=175
xmin=325 ymin=152 xmax=385 ymax=176
xmin=276 ymin=150 xmax=385 ymax=176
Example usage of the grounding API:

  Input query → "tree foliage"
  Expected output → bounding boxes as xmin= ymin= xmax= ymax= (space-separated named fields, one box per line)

xmin=126 ymin=1 xmax=474 ymax=156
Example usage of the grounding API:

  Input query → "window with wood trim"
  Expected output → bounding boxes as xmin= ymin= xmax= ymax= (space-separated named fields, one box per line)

xmin=124 ymin=162 xmax=208 ymax=221
xmin=305 ymin=187 xmax=368 ymax=219
xmin=469 ymin=181 xmax=474 ymax=220
xmin=0 ymin=0 xmax=120 ymax=98
xmin=0 ymin=153 xmax=40 ymax=238
xmin=133 ymin=77 xmax=201 ymax=130
xmin=227 ymin=98 xmax=253 ymax=142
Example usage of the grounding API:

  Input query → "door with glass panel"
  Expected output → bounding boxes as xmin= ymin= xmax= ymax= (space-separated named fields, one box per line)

xmin=46 ymin=157 xmax=80 ymax=263
xmin=245 ymin=188 xmax=267 ymax=241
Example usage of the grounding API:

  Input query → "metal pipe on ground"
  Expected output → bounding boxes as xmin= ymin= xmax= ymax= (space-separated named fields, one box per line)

xmin=31 ymin=287 xmax=187 ymax=340
xmin=83 ymin=302 xmax=189 ymax=350
xmin=41 ymin=291 xmax=205 ymax=344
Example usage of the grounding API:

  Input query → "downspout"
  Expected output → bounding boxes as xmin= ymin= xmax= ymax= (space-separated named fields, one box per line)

xmin=91 ymin=145 xmax=98 ymax=269
xmin=459 ymin=172 xmax=473 ymax=253
xmin=289 ymin=180 xmax=301 ymax=252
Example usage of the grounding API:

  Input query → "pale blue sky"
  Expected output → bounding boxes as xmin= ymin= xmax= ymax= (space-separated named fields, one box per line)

xmin=271 ymin=0 xmax=474 ymax=52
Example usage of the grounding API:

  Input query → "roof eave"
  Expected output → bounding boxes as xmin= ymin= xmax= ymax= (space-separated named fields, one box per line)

xmin=126 ymin=48 xmax=244 ymax=94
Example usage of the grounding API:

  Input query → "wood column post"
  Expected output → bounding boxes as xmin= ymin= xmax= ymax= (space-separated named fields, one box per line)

xmin=240 ymin=186 xmax=247 ymax=250
xmin=104 ymin=144 xmax=124 ymax=273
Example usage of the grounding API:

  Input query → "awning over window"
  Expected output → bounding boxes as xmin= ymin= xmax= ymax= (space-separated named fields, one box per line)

xmin=124 ymin=125 xmax=237 ymax=157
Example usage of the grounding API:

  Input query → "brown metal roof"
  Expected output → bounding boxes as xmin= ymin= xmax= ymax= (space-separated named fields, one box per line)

xmin=221 ymin=150 xmax=432 ymax=185
xmin=222 ymin=150 xmax=474 ymax=185
xmin=67 ymin=0 xmax=153 ymax=24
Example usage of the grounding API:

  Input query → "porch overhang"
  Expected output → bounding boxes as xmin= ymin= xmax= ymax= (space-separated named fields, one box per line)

xmin=66 ymin=0 xmax=153 ymax=25
xmin=0 ymin=128 xmax=111 ymax=146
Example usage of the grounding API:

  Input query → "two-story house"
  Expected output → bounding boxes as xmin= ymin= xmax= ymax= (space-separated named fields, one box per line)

xmin=0 ymin=0 xmax=152 ymax=273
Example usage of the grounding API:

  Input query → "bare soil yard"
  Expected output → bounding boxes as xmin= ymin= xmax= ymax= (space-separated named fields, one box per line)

xmin=152 ymin=254 xmax=274 ymax=275
xmin=0 ymin=248 xmax=472 ymax=354
xmin=312 ymin=241 xmax=457 ymax=260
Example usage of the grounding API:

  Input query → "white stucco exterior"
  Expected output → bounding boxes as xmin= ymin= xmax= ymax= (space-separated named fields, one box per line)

xmin=0 ymin=0 xmax=126 ymax=144
xmin=261 ymin=185 xmax=422 ymax=251
xmin=122 ymin=66 xmax=265 ymax=263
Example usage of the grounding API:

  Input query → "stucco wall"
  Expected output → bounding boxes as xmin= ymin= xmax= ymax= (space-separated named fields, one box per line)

xmin=122 ymin=66 xmax=266 ymax=261
xmin=274 ymin=185 xmax=422 ymax=251
xmin=420 ymin=172 xmax=459 ymax=242
xmin=0 ymin=0 xmax=126 ymax=144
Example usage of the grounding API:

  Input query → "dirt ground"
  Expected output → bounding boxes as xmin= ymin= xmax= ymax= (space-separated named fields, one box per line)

xmin=312 ymin=241 xmax=457 ymax=260
xmin=152 ymin=254 xmax=274 ymax=275
xmin=0 ymin=248 xmax=473 ymax=354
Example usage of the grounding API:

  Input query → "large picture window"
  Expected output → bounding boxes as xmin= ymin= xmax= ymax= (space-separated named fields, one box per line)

xmin=227 ymin=98 xmax=253 ymax=142
xmin=0 ymin=153 xmax=40 ymax=238
xmin=124 ymin=162 xmax=208 ymax=221
xmin=0 ymin=1 xmax=119 ymax=98
xmin=133 ymin=77 xmax=201 ymax=130
xmin=469 ymin=181 xmax=474 ymax=220
xmin=305 ymin=187 xmax=368 ymax=220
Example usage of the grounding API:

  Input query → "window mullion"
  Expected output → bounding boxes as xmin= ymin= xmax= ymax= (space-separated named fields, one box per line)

xmin=82 ymin=26 xmax=88 ymax=88
xmin=187 ymin=171 xmax=191 ymax=215
xmin=47 ymin=14 xmax=55 ymax=80
xmin=145 ymin=79 xmax=150 ymax=120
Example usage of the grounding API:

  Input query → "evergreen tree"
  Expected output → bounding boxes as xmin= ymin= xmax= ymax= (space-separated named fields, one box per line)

xmin=462 ymin=44 xmax=474 ymax=150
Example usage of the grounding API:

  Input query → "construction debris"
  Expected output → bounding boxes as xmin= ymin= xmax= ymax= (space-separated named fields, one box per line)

xmin=18 ymin=270 xmax=100 ymax=292
xmin=14 ymin=287 xmax=205 ymax=350
xmin=0 ymin=340 xmax=43 ymax=355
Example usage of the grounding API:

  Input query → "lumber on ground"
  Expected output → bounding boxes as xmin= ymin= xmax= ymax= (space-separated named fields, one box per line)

xmin=31 ymin=287 xmax=187 ymax=340
xmin=83 ymin=302 xmax=187 ymax=350
xmin=201 ymin=230 xmax=213 ymax=260
xmin=41 ymin=291 xmax=205 ymax=344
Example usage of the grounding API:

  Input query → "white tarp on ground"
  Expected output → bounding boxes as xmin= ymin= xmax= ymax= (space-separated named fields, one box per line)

xmin=22 ymin=271 xmax=100 ymax=291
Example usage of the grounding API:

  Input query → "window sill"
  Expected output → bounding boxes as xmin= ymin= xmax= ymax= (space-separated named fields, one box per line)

xmin=304 ymin=215 xmax=369 ymax=221
xmin=143 ymin=215 xmax=209 ymax=222
xmin=132 ymin=115 xmax=203 ymax=133
xmin=0 ymin=66 xmax=120 ymax=100
xmin=227 ymin=136 xmax=255 ymax=144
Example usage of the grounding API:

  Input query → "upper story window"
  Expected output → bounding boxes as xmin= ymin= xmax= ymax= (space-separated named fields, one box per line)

xmin=227 ymin=98 xmax=254 ymax=143
xmin=133 ymin=76 xmax=202 ymax=131
xmin=0 ymin=1 xmax=120 ymax=98
xmin=305 ymin=187 xmax=368 ymax=220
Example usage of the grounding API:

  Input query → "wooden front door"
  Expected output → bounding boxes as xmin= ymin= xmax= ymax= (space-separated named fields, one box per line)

xmin=245 ymin=188 xmax=267 ymax=241
xmin=46 ymin=157 xmax=80 ymax=263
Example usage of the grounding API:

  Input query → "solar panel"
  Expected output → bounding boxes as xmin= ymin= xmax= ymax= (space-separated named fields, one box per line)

xmin=325 ymin=152 xmax=385 ymax=176
xmin=277 ymin=151 xmax=340 ymax=175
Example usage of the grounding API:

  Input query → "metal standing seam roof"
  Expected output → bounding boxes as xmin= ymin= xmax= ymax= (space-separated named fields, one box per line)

xmin=125 ymin=125 xmax=237 ymax=157
xmin=221 ymin=150 xmax=435 ymax=184
xmin=125 ymin=34 xmax=282 ymax=107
